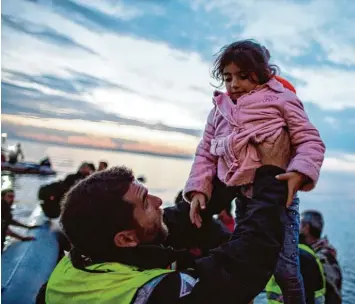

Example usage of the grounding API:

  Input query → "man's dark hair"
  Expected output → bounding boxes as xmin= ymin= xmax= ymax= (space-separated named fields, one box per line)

xmin=211 ymin=39 xmax=279 ymax=87
xmin=1 ymin=189 xmax=14 ymax=198
xmin=99 ymin=161 xmax=108 ymax=169
xmin=301 ymin=210 xmax=324 ymax=239
xmin=87 ymin=163 xmax=96 ymax=172
xmin=78 ymin=162 xmax=89 ymax=170
xmin=60 ymin=166 xmax=135 ymax=259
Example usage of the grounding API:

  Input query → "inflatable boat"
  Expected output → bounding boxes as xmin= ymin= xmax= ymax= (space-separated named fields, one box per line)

xmin=1 ymin=161 xmax=56 ymax=175
xmin=1 ymin=206 xmax=62 ymax=303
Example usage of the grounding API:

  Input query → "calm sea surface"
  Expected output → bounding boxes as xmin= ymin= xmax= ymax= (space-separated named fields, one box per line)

xmin=3 ymin=139 xmax=355 ymax=303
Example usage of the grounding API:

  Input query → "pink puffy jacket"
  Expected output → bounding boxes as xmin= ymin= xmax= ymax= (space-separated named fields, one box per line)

xmin=184 ymin=78 xmax=325 ymax=201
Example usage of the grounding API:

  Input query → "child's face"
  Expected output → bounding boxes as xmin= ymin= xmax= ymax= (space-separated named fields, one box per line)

xmin=223 ymin=63 xmax=258 ymax=101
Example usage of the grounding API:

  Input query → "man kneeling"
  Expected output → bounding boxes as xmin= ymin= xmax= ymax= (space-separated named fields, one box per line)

xmin=45 ymin=162 xmax=288 ymax=304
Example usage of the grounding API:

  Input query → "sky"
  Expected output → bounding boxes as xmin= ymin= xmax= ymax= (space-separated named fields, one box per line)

xmin=1 ymin=0 xmax=355 ymax=169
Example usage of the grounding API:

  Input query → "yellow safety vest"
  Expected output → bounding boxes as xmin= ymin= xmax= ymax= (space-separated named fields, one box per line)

xmin=265 ymin=244 xmax=326 ymax=303
xmin=46 ymin=256 xmax=173 ymax=304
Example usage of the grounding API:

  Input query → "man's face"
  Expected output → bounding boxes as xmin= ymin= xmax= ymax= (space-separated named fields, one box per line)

xmin=299 ymin=218 xmax=310 ymax=243
xmin=122 ymin=180 xmax=168 ymax=244
xmin=79 ymin=164 xmax=92 ymax=176
xmin=98 ymin=162 xmax=107 ymax=171
xmin=3 ymin=191 xmax=15 ymax=205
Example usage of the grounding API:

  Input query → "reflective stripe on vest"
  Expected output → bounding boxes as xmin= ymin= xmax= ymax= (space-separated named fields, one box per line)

xmin=298 ymin=244 xmax=326 ymax=299
xmin=265 ymin=244 xmax=326 ymax=303
xmin=46 ymin=256 xmax=174 ymax=304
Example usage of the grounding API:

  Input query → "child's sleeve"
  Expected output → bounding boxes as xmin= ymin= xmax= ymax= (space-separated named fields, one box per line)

xmin=283 ymin=96 xmax=326 ymax=191
xmin=183 ymin=108 xmax=218 ymax=202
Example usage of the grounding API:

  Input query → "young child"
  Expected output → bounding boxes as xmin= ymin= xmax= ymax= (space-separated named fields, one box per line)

xmin=183 ymin=40 xmax=325 ymax=303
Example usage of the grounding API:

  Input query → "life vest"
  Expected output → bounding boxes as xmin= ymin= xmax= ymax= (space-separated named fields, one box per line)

xmin=265 ymin=244 xmax=326 ymax=303
xmin=46 ymin=256 xmax=174 ymax=304
xmin=274 ymin=76 xmax=297 ymax=93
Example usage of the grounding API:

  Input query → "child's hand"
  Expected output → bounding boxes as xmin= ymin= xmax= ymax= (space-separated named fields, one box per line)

xmin=276 ymin=171 xmax=307 ymax=207
xmin=190 ymin=192 xmax=206 ymax=228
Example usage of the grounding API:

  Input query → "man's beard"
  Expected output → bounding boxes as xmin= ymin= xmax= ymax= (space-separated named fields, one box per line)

xmin=137 ymin=222 xmax=169 ymax=245
xmin=152 ymin=222 xmax=169 ymax=244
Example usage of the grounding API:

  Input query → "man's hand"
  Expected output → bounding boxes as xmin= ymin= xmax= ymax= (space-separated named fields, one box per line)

xmin=190 ymin=192 xmax=206 ymax=228
xmin=276 ymin=171 xmax=307 ymax=207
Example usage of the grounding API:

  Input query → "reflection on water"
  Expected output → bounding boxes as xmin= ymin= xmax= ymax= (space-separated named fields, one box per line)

xmin=3 ymin=139 xmax=355 ymax=303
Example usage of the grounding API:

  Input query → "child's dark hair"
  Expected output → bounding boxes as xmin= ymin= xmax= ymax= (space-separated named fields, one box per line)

xmin=212 ymin=39 xmax=278 ymax=86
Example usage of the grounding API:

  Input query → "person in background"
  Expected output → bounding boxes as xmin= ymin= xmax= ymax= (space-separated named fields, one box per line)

xmin=300 ymin=210 xmax=342 ymax=304
xmin=1 ymin=151 xmax=6 ymax=162
xmin=87 ymin=163 xmax=96 ymax=173
xmin=98 ymin=161 xmax=108 ymax=171
xmin=265 ymin=239 xmax=326 ymax=304
xmin=137 ymin=175 xmax=147 ymax=184
xmin=39 ymin=157 xmax=52 ymax=168
xmin=8 ymin=143 xmax=25 ymax=165
xmin=62 ymin=162 xmax=93 ymax=193
xmin=1 ymin=189 xmax=37 ymax=251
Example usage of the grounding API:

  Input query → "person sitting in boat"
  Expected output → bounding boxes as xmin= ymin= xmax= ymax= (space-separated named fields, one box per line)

xmin=87 ymin=163 xmax=96 ymax=173
xmin=137 ymin=175 xmax=146 ymax=184
xmin=38 ymin=162 xmax=95 ymax=219
xmin=300 ymin=210 xmax=342 ymax=303
xmin=1 ymin=189 xmax=37 ymax=251
xmin=43 ymin=138 xmax=290 ymax=304
xmin=265 ymin=240 xmax=327 ymax=304
xmin=98 ymin=160 xmax=108 ymax=171
xmin=62 ymin=162 xmax=94 ymax=193
xmin=39 ymin=157 xmax=52 ymax=168
xmin=8 ymin=143 xmax=24 ymax=165
xmin=1 ymin=134 xmax=8 ymax=162
xmin=1 ymin=151 xmax=6 ymax=163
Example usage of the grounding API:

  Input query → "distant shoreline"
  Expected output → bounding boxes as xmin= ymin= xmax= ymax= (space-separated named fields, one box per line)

xmin=7 ymin=136 xmax=195 ymax=161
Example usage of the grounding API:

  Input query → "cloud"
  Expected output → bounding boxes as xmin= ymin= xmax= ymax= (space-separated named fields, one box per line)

xmin=2 ymin=68 xmax=129 ymax=95
xmin=1 ymin=81 xmax=100 ymax=118
xmin=1 ymin=80 xmax=202 ymax=137
xmin=191 ymin=0 xmax=355 ymax=66
xmin=1 ymin=114 xmax=200 ymax=153
xmin=1 ymin=0 xmax=354 ymax=160
xmin=284 ymin=66 xmax=355 ymax=110
xmin=70 ymin=0 xmax=146 ymax=21
xmin=3 ymin=113 xmax=355 ymax=175
xmin=2 ymin=1 xmax=214 ymax=127
xmin=322 ymin=154 xmax=355 ymax=173
xmin=38 ymin=0 xmax=165 ymax=35
xmin=3 ymin=74 xmax=354 ymax=153
xmin=1 ymin=14 xmax=99 ymax=56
